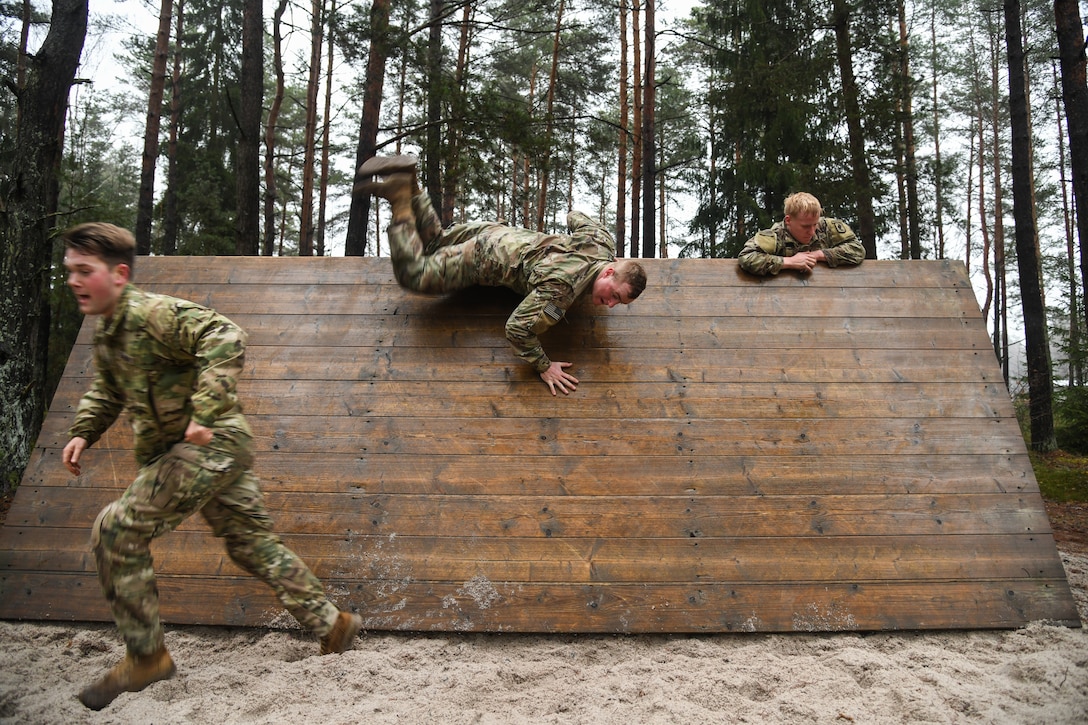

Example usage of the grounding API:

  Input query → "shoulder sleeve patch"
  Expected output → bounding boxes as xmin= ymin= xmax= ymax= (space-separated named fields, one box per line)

xmin=544 ymin=302 xmax=565 ymax=321
xmin=754 ymin=231 xmax=779 ymax=254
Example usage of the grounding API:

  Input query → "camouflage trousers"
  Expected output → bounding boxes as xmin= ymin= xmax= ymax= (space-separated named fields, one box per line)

xmin=91 ymin=435 xmax=339 ymax=655
xmin=387 ymin=192 xmax=493 ymax=293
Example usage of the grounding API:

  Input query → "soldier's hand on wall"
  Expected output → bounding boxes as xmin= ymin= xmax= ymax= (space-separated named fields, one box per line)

xmin=541 ymin=361 xmax=579 ymax=396
xmin=781 ymin=251 xmax=822 ymax=272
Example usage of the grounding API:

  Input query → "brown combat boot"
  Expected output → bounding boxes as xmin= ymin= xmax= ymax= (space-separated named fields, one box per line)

xmin=319 ymin=611 xmax=364 ymax=655
xmin=78 ymin=647 xmax=176 ymax=711
xmin=356 ymin=153 xmax=418 ymax=178
xmin=354 ymin=173 xmax=416 ymax=225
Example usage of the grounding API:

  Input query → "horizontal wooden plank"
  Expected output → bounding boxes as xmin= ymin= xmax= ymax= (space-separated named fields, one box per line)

xmin=135 ymin=280 xmax=984 ymax=320
xmin=20 ymin=448 xmax=1039 ymax=497
xmin=53 ymin=346 xmax=1008 ymax=385
xmin=48 ymin=379 xmax=1015 ymax=421
xmin=3 ymin=487 xmax=1052 ymax=538
xmin=130 ymin=257 xmax=975 ymax=291
xmin=2 ymin=529 xmax=1067 ymax=584
xmin=35 ymin=413 xmax=1028 ymax=457
xmin=1 ymin=572 xmax=1077 ymax=631
xmin=75 ymin=313 xmax=995 ymax=351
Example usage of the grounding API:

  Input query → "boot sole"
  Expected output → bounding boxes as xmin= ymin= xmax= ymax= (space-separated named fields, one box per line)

xmin=357 ymin=154 xmax=418 ymax=178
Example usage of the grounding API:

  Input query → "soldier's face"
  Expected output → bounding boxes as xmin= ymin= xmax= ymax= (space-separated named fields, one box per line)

xmin=784 ymin=212 xmax=820 ymax=245
xmin=64 ymin=249 xmax=129 ymax=318
xmin=591 ymin=267 xmax=635 ymax=308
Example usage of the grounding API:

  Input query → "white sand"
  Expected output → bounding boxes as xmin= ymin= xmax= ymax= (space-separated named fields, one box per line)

xmin=1 ymin=551 xmax=1086 ymax=724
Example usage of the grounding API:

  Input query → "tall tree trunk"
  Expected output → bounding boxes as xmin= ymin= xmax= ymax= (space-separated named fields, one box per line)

xmin=443 ymin=2 xmax=473 ymax=227
xmin=1005 ymin=0 xmax=1055 ymax=450
xmin=345 ymin=0 xmax=390 ymax=257
xmin=162 ymin=0 xmax=184 ymax=256
xmin=929 ymin=3 xmax=946 ymax=259
xmin=640 ymin=0 xmax=655 ymax=258
xmin=522 ymin=68 xmax=536 ymax=226
xmin=535 ymin=0 xmax=565 ymax=232
xmin=973 ymin=25 xmax=994 ymax=324
xmin=616 ymin=0 xmax=629 ymax=257
xmin=135 ymin=0 xmax=174 ymax=255
xmin=965 ymin=118 xmax=975 ymax=275
xmin=1055 ymin=0 xmax=1088 ymax=343
xmin=425 ymin=0 xmax=444 ymax=218
xmin=706 ymin=67 xmax=720 ymax=256
xmin=566 ymin=122 xmax=577 ymax=213
xmin=630 ymin=1 xmax=642 ymax=258
xmin=658 ymin=142 xmax=666 ymax=258
xmin=832 ymin=0 xmax=877 ymax=258
xmin=299 ymin=0 xmax=325 ymax=257
xmin=235 ymin=0 xmax=262 ymax=255
xmin=0 ymin=0 xmax=87 ymax=493
xmin=316 ymin=0 xmax=337 ymax=257
xmin=15 ymin=0 xmax=30 ymax=126
xmin=264 ymin=0 xmax=289 ymax=257
xmin=1055 ymin=62 xmax=1082 ymax=385
xmin=894 ymin=82 xmax=908 ymax=259
xmin=897 ymin=0 xmax=921 ymax=259
xmin=987 ymin=9 xmax=1008 ymax=382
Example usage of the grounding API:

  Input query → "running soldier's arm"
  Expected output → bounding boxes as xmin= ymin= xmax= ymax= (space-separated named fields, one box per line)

xmin=168 ymin=303 xmax=248 ymax=427
xmin=68 ymin=356 xmax=125 ymax=447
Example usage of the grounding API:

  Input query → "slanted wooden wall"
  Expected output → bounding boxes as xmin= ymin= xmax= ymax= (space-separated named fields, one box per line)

xmin=0 ymin=257 xmax=1078 ymax=632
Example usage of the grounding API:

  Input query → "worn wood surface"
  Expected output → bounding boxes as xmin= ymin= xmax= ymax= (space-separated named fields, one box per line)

xmin=0 ymin=257 xmax=1079 ymax=631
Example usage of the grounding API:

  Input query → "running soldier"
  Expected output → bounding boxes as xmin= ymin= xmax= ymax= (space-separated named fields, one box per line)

xmin=61 ymin=223 xmax=363 ymax=710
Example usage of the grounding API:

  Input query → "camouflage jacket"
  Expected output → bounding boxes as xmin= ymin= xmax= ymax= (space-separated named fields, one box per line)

xmin=738 ymin=217 xmax=864 ymax=276
xmin=69 ymin=284 xmax=251 ymax=465
xmin=474 ymin=211 xmax=616 ymax=373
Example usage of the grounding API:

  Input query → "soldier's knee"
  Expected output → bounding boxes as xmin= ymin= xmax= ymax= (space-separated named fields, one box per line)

xmin=90 ymin=500 xmax=128 ymax=554
xmin=91 ymin=499 xmax=156 ymax=557
xmin=567 ymin=210 xmax=596 ymax=231
xmin=394 ymin=264 xmax=422 ymax=291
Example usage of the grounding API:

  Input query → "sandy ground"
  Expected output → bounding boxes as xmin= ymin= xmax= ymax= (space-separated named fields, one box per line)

xmin=0 ymin=551 xmax=1085 ymax=724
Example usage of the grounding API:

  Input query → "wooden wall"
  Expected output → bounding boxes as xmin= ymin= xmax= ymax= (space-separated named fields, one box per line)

xmin=0 ymin=257 xmax=1079 ymax=632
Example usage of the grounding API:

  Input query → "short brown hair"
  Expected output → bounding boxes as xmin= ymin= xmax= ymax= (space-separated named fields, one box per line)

xmin=614 ymin=259 xmax=647 ymax=300
xmin=62 ymin=222 xmax=137 ymax=273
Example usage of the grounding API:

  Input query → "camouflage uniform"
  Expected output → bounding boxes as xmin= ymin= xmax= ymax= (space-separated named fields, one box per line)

xmin=388 ymin=192 xmax=616 ymax=373
xmin=738 ymin=217 xmax=865 ymax=276
xmin=69 ymin=284 xmax=339 ymax=656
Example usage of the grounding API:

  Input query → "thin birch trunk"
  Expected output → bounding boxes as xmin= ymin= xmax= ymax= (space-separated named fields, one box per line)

xmin=135 ymin=0 xmax=173 ymax=255
xmin=316 ymin=0 xmax=337 ymax=257
xmin=264 ymin=0 xmax=288 ymax=257
xmin=535 ymin=0 xmax=565 ymax=232
xmin=630 ymin=1 xmax=642 ymax=257
xmin=616 ymin=0 xmax=629 ymax=257
xmin=162 ymin=0 xmax=183 ymax=256
xmin=1055 ymin=62 xmax=1082 ymax=384
xmin=299 ymin=0 xmax=325 ymax=256
xmin=641 ymin=0 xmax=655 ymax=258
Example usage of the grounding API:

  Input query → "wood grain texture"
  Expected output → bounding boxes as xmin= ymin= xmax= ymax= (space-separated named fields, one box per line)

xmin=0 ymin=257 xmax=1078 ymax=631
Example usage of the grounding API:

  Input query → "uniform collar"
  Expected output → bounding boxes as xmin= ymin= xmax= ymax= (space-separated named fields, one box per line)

xmin=98 ymin=284 xmax=138 ymax=338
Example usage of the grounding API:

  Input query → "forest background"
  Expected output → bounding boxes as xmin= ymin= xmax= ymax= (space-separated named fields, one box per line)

xmin=1 ymin=0 xmax=1088 ymax=496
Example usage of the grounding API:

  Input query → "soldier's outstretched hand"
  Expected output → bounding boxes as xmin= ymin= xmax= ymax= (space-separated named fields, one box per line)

xmin=541 ymin=361 xmax=579 ymax=396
